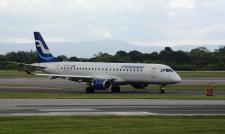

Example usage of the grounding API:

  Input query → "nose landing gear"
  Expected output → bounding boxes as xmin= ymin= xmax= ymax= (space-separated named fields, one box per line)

xmin=159 ymin=85 xmax=166 ymax=94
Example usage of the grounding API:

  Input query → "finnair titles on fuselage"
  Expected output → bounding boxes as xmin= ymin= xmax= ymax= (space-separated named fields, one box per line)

xmin=30 ymin=32 xmax=181 ymax=93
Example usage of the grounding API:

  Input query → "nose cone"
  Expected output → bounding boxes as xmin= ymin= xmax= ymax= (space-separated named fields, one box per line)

xmin=174 ymin=74 xmax=182 ymax=83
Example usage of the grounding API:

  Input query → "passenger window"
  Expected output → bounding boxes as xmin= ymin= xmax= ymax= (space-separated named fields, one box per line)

xmin=161 ymin=69 xmax=166 ymax=72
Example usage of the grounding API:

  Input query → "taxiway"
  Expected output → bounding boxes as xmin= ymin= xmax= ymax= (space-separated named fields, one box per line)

xmin=0 ymin=99 xmax=224 ymax=116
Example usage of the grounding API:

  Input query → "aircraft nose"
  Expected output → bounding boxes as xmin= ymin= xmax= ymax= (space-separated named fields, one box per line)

xmin=174 ymin=74 xmax=182 ymax=83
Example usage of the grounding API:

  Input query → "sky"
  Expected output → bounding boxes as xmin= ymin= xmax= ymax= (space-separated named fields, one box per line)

xmin=1 ymin=0 xmax=225 ymax=48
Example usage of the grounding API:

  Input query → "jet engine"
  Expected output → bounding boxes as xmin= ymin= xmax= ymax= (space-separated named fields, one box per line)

xmin=91 ymin=79 xmax=112 ymax=90
xmin=130 ymin=83 xmax=149 ymax=89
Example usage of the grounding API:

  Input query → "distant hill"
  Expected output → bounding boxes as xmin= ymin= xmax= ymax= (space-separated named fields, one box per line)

xmin=0 ymin=40 xmax=222 ymax=58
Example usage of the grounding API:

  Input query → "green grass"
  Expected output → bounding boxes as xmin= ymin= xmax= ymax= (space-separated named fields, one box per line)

xmin=0 ymin=70 xmax=39 ymax=78
xmin=0 ymin=92 xmax=224 ymax=99
xmin=178 ymin=71 xmax=225 ymax=78
xmin=0 ymin=116 xmax=224 ymax=134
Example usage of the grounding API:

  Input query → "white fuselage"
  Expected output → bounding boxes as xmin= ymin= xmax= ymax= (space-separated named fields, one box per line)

xmin=34 ymin=62 xmax=181 ymax=85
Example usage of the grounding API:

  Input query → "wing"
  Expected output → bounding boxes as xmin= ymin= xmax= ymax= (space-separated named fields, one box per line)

xmin=30 ymin=71 xmax=115 ymax=82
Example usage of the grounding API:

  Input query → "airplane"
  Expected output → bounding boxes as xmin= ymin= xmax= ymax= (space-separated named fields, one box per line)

xmin=25 ymin=32 xmax=181 ymax=93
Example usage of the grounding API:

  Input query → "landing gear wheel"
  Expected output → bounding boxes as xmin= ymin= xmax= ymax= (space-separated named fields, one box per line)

xmin=86 ymin=87 xmax=95 ymax=93
xmin=159 ymin=85 xmax=166 ymax=94
xmin=159 ymin=88 xmax=165 ymax=94
xmin=111 ymin=86 xmax=120 ymax=93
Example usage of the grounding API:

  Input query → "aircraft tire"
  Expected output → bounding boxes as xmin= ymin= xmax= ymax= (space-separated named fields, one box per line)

xmin=159 ymin=88 xmax=165 ymax=94
xmin=86 ymin=87 xmax=95 ymax=93
xmin=111 ymin=86 xmax=120 ymax=93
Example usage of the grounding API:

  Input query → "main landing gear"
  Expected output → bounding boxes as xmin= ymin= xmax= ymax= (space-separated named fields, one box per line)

xmin=86 ymin=86 xmax=95 ymax=93
xmin=159 ymin=85 xmax=166 ymax=94
xmin=111 ymin=86 xmax=120 ymax=93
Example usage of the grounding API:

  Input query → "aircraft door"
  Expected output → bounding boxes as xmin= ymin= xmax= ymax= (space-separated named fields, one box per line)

xmin=150 ymin=65 xmax=156 ymax=79
xmin=56 ymin=64 xmax=60 ymax=74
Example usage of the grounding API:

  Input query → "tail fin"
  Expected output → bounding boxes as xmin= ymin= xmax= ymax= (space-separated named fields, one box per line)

xmin=34 ymin=32 xmax=58 ymax=63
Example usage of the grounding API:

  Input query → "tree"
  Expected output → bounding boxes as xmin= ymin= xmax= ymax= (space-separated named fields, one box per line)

xmin=128 ymin=50 xmax=142 ymax=62
xmin=173 ymin=51 xmax=190 ymax=64
xmin=0 ymin=55 xmax=6 ymax=62
xmin=149 ymin=52 xmax=159 ymax=61
xmin=57 ymin=55 xmax=68 ymax=61
xmin=68 ymin=56 xmax=79 ymax=61
xmin=159 ymin=47 xmax=174 ymax=63
xmin=93 ymin=52 xmax=113 ymax=62
xmin=6 ymin=52 xmax=18 ymax=62
xmin=114 ymin=50 xmax=129 ymax=62
xmin=189 ymin=47 xmax=218 ymax=69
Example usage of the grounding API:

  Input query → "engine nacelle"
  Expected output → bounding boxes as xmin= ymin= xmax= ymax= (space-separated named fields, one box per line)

xmin=91 ymin=79 xmax=112 ymax=90
xmin=130 ymin=83 xmax=149 ymax=89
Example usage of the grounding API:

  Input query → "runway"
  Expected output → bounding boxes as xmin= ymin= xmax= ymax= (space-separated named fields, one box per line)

xmin=0 ymin=99 xmax=225 ymax=116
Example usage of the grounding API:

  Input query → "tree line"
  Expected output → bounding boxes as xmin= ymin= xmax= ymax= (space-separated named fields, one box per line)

xmin=0 ymin=46 xmax=225 ymax=71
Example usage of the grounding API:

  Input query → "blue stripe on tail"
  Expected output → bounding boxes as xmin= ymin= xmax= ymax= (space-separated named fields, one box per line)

xmin=34 ymin=32 xmax=58 ymax=63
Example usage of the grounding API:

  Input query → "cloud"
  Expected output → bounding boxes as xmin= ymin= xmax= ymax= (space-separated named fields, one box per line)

xmin=0 ymin=0 xmax=225 ymax=48
xmin=0 ymin=0 xmax=9 ymax=9
xmin=132 ymin=39 xmax=225 ymax=47
xmin=169 ymin=0 xmax=196 ymax=9
xmin=103 ymin=32 xmax=112 ymax=39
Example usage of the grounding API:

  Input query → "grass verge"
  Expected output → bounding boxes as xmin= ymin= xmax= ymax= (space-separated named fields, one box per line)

xmin=0 ymin=70 xmax=40 ymax=78
xmin=0 ymin=116 xmax=225 ymax=134
xmin=177 ymin=71 xmax=225 ymax=78
xmin=0 ymin=92 xmax=224 ymax=99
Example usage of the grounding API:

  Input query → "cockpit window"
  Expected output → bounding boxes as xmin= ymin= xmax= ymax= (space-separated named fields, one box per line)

xmin=166 ymin=68 xmax=173 ymax=72
xmin=161 ymin=68 xmax=174 ymax=72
